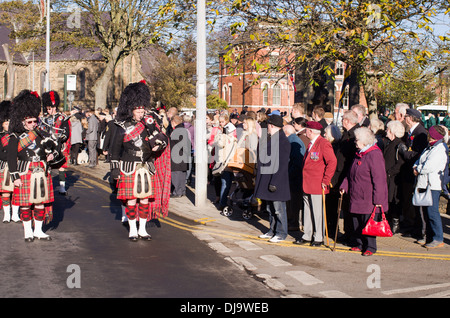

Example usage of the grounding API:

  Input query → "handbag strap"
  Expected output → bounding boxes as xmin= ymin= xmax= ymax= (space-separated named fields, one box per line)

xmin=370 ymin=206 xmax=386 ymax=221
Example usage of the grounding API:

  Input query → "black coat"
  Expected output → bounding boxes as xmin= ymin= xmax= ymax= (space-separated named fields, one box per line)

xmin=383 ymin=137 xmax=405 ymax=203
xmin=400 ymin=123 xmax=429 ymax=183
xmin=170 ymin=123 xmax=191 ymax=172
xmin=254 ymin=129 xmax=291 ymax=202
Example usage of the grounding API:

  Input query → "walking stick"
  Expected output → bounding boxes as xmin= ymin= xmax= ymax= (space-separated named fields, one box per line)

xmin=332 ymin=192 xmax=344 ymax=251
xmin=322 ymin=187 xmax=330 ymax=247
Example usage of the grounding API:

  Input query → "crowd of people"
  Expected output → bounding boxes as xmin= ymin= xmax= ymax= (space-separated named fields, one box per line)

xmin=200 ymin=103 xmax=449 ymax=255
xmin=1 ymin=84 xmax=448 ymax=253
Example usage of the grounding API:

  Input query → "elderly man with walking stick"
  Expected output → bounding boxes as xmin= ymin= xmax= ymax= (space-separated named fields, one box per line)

xmin=294 ymin=121 xmax=337 ymax=247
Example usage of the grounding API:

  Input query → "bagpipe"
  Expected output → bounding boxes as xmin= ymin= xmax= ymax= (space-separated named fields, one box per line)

xmin=37 ymin=115 xmax=69 ymax=168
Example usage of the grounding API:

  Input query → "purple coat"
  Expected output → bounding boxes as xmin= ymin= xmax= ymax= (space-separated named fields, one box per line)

xmin=340 ymin=145 xmax=388 ymax=214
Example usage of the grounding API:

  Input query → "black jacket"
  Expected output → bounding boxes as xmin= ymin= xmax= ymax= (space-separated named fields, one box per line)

xmin=170 ymin=123 xmax=191 ymax=172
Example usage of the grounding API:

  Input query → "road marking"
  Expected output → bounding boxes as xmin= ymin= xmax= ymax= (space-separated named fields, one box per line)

xmin=421 ymin=289 xmax=450 ymax=298
xmin=208 ymin=242 xmax=232 ymax=254
xmin=192 ymin=232 xmax=215 ymax=241
xmin=382 ymin=282 xmax=450 ymax=295
xmin=260 ymin=255 xmax=292 ymax=267
xmin=236 ymin=240 xmax=262 ymax=251
xmin=194 ymin=217 xmax=217 ymax=224
xmin=225 ymin=256 xmax=257 ymax=271
xmin=256 ymin=274 xmax=286 ymax=291
xmin=319 ymin=290 xmax=352 ymax=298
xmin=286 ymin=271 xmax=324 ymax=286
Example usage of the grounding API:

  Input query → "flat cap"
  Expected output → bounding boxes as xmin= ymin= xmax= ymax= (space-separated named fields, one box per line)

xmin=406 ymin=108 xmax=422 ymax=119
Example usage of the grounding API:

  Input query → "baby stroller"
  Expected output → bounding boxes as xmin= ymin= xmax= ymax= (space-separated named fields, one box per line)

xmin=221 ymin=145 xmax=257 ymax=220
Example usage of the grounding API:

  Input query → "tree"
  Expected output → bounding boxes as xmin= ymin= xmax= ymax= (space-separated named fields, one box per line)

xmin=376 ymin=64 xmax=437 ymax=108
xmin=213 ymin=0 xmax=450 ymax=117
xmin=146 ymin=37 xmax=197 ymax=109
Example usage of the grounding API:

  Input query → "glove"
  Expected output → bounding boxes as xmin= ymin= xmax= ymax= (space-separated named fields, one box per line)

xmin=397 ymin=143 xmax=407 ymax=156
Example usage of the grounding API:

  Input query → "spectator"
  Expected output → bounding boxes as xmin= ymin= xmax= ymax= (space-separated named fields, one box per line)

xmin=369 ymin=117 xmax=386 ymax=151
xmin=383 ymin=120 xmax=406 ymax=234
xmin=283 ymin=124 xmax=306 ymax=232
xmin=351 ymin=104 xmax=370 ymax=127
xmin=398 ymin=108 xmax=429 ymax=238
xmin=85 ymin=108 xmax=99 ymax=168
xmin=170 ymin=115 xmax=191 ymax=198
xmin=290 ymin=103 xmax=305 ymax=120
xmin=256 ymin=114 xmax=291 ymax=242
xmin=337 ymin=110 xmax=359 ymax=244
xmin=311 ymin=106 xmax=327 ymax=135
xmin=215 ymin=114 xmax=236 ymax=210
xmin=294 ymin=121 xmax=337 ymax=247
xmin=340 ymin=127 xmax=388 ymax=256
xmin=413 ymin=125 xmax=447 ymax=249
xmin=183 ymin=115 xmax=195 ymax=185
xmin=293 ymin=116 xmax=310 ymax=147
xmin=324 ymin=124 xmax=343 ymax=238
xmin=394 ymin=103 xmax=409 ymax=130
xmin=69 ymin=112 xmax=83 ymax=165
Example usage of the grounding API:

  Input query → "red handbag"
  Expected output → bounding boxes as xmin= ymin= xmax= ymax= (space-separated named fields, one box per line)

xmin=362 ymin=206 xmax=393 ymax=237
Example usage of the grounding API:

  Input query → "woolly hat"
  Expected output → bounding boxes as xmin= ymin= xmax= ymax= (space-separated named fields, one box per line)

xmin=9 ymin=90 xmax=41 ymax=134
xmin=0 ymin=100 xmax=12 ymax=125
xmin=116 ymin=80 xmax=150 ymax=121
xmin=42 ymin=90 xmax=60 ymax=108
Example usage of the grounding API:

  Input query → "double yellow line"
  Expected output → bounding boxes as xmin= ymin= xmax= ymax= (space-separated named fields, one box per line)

xmin=80 ymin=175 xmax=450 ymax=261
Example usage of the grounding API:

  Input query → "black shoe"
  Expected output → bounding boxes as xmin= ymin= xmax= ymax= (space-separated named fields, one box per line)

xmin=129 ymin=236 xmax=138 ymax=242
xmin=171 ymin=194 xmax=182 ymax=198
xmin=293 ymin=238 xmax=311 ymax=245
xmin=310 ymin=241 xmax=323 ymax=247
xmin=139 ymin=234 xmax=152 ymax=241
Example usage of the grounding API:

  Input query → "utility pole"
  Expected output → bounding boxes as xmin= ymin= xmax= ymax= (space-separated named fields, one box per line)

xmin=195 ymin=0 xmax=207 ymax=207
xmin=45 ymin=0 xmax=50 ymax=91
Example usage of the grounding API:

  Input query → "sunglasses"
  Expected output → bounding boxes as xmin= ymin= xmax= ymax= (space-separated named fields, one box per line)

xmin=25 ymin=119 xmax=37 ymax=124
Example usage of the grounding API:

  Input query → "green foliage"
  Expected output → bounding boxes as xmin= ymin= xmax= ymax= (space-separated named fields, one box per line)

xmin=207 ymin=94 xmax=228 ymax=109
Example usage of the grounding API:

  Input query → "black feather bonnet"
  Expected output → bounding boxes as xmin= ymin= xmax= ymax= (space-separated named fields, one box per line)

xmin=9 ymin=90 xmax=41 ymax=134
xmin=116 ymin=80 xmax=150 ymax=121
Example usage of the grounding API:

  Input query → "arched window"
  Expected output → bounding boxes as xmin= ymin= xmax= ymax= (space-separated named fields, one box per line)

xmin=272 ymin=84 xmax=281 ymax=106
xmin=262 ymin=84 xmax=268 ymax=106
xmin=222 ymin=86 xmax=227 ymax=101
xmin=228 ymin=85 xmax=232 ymax=105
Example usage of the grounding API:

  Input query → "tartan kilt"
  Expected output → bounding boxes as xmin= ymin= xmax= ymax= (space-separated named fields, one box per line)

xmin=12 ymin=162 xmax=54 ymax=207
xmin=61 ymin=141 xmax=70 ymax=169
xmin=0 ymin=162 xmax=13 ymax=193
xmin=117 ymin=169 xmax=155 ymax=201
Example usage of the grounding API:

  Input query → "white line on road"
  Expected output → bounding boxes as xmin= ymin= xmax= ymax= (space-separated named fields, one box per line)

xmin=256 ymin=274 xmax=286 ymax=291
xmin=318 ymin=290 xmax=352 ymax=298
xmin=260 ymin=255 xmax=292 ymax=267
xmin=382 ymin=283 xmax=450 ymax=295
xmin=235 ymin=240 xmax=262 ymax=251
xmin=225 ymin=256 xmax=258 ymax=271
xmin=286 ymin=271 xmax=324 ymax=286
xmin=208 ymin=242 xmax=232 ymax=254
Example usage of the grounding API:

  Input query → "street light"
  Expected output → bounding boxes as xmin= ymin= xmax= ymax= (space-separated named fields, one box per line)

xmin=195 ymin=0 xmax=207 ymax=207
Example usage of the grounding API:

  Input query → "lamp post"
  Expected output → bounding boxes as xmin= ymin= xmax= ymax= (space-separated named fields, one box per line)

xmin=195 ymin=0 xmax=207 ymax=207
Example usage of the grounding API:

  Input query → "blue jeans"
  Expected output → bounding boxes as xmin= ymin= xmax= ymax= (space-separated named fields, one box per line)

xmin=266 ymin=201 xmax=288 ymax=239
xmin=219 ymin=171 xmax=233 ymax=207
xmin=424 ymin=190 xmax=444 ymax=242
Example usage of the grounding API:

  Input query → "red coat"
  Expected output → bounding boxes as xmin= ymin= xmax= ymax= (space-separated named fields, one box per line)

xmin=302 ymin=135 xmax=337 ymax=195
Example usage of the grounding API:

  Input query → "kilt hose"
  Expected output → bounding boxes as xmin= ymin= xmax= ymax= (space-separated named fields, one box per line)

xmin=12 ymin=162 xmax=54 ymax=223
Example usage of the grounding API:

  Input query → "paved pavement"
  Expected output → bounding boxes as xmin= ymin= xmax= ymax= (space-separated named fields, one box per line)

xmin=68 ymin=160 xmax=450 ymax=257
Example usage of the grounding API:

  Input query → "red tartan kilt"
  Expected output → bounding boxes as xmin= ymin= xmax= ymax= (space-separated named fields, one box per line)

xmin=117 ymin=170 xmax=155 ymax=201
xmin=12 ymin=162 xmax=54 ymax=206
xmin=0 ymin=164 xmax=12 ymax=193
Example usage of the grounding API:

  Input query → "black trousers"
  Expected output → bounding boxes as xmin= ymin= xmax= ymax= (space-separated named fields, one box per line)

xmin=352 ymin=213 xmax=377 ymax=253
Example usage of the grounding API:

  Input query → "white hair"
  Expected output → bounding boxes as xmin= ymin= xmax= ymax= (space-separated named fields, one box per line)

xmin=386 ymin=120 xmax=405 ymax=138
xmin=354 ymin=126 xmax=376 ymax=147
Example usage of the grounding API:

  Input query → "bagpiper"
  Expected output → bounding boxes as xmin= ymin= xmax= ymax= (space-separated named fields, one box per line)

xmin=110 ymin=81 xmax=169 ymax=241
xmin=40 ymin=90 xmax=71 ymax=195
xmin=7 ymin=90 xmax=58 ymax=242
xmin=0 ymin=100 xmax=20 ymax=223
